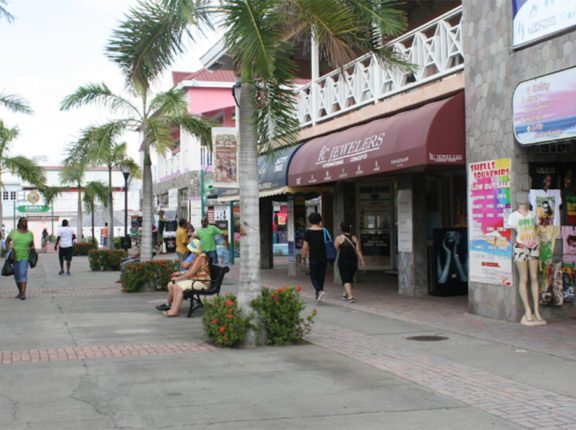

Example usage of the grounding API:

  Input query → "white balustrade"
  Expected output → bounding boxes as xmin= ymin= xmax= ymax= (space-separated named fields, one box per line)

xmin=297 ymin=6 xmax=463 ymax=126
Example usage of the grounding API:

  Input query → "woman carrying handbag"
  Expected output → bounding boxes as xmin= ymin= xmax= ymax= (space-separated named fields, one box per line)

xmin=5 ymin=217 xmax=36 ymax=300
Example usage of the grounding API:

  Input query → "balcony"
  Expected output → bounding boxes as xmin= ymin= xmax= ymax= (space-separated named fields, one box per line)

xmin=297 ymin=6 xmax=463 ymax=127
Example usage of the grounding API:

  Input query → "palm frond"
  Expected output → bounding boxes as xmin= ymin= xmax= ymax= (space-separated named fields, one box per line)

xmin=65 ymin=121 xmax=129 ymax=166
xmin=3 ymin=156 xmax=46 ymax=187
xmin=148 ymin=88 xmax=188 ymax=117
xmin=0 ymin=120 xmax=18 ymax=150
xmin=37 ymin=186 xmax=64 ymax=206
xmin=168 ymin=114 xmax=213 ymax=147
xmin=0 ymin=93 xmax=33 ymax=114
xmin=0 ymin=0 xmax=14 ymax=24
xmin=119 ymin=158 xmax=142 ymax=180
xmin=60 ymin=83 xmax=138 ymax=115
xmin=83 ymin=181 xmax=109 ymax=213
xmin=106 ymin=0 xmax=211 ymax=91
xmin=144 ymin=117 xmax=175 ymax=156
xmin=60 ymin=161 xmax=86 ymax=186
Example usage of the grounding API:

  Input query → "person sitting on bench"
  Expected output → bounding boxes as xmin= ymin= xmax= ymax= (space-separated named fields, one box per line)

xmin=160 ymin=239 xmax=211 ymax=317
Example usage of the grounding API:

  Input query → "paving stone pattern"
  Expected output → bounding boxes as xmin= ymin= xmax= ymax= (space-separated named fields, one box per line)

xmin=310 ymin=322 xmax=576 ymax=430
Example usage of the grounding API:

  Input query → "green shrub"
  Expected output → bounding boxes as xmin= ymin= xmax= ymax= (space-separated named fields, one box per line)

xmin=120 ymin=259 xmax=180 ymax=293
xmin=203 ymin=294 xmax=252 ymax=347
xmin=251 ymin=286 xmax=316 ymax=346
xmin=88 ymin=249 xmax=127 ymax=271
xmin=73 ymin=241 xmax=98 ymax=256
xmin=114 ymin=237 xmax=122 ymax=249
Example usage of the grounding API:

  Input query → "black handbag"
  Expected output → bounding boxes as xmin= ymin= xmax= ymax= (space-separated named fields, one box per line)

xmin=2 ymin=251 xmax=14 ymax=276
xmin=28 ymin=248 xmax=38 ymax=268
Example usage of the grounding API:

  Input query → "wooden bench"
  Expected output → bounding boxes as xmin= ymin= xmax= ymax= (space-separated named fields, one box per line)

xmin=183 ymin=264 xmax=230 ymax=317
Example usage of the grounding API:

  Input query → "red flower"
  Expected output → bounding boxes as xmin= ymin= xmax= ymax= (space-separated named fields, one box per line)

xmin=226 ymin=314 xmax=233 ymax=319
xmin=296 ymin=286 xmax=302 ymax=293
xmin=225 ymin=299 xmax=235 ymax=306
xmin=275 ymin=297 xmax=280 ymax=302
xmin=211 ymin=319 xmax=218 ymax=324
xmin=219 ymin=327 xmax=225 ymax=333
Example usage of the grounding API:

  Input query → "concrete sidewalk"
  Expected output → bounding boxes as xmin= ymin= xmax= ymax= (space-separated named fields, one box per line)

xmin=0 ymin=255 xmax=575 ymax=429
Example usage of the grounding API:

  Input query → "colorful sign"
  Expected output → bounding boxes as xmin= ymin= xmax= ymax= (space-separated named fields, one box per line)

xmin=513 ymin=66 xmax=576 ymax=145
xmin=468 ymin=158 xmax=513 ymax=286
xmin=17 ymin=205 xmax=49 ymax=213
xmin=513 ymin=0 xmax=576 ymax=47
xmin=211 ymin=127 xmax=238 ymax=187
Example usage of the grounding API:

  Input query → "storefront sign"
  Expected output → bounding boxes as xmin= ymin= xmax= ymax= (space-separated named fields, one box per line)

xmin=211 ymin=127 xmax=238 ymax=187
xmin=468 ymin=158 xmax=513 ymax=286
xmin=17 ymin=205 xmax=49 ymax=213
xmin=513 ymin=0 xmax=576 ymax=47
xmin=513 ymin=66 xmax=576 ymax=146
xmin=397 ymin=190 xmax=413 ymax=253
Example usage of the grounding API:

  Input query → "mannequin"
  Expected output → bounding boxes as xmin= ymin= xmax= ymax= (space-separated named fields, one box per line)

xmin=508 ymin=204 xmax=547 ymax=326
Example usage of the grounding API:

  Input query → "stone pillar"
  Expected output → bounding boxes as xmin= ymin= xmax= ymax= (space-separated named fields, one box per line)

xmin=287 ymin=195 xmax=297 ymax=276
xmin=332 ymin=182 xmax=345 ymax=284
xmin=260 ymin=197 xmax=273 ymax=269
xmin=397 ymin=174 xmax=428 ymax=296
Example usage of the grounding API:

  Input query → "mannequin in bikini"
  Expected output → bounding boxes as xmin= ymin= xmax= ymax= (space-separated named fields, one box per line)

xmin=507 ymin=204 xmax=547 ymax=326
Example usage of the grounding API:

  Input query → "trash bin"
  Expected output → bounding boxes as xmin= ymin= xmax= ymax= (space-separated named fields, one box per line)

xmin=164 ymin=237 xmax=176 ymax=253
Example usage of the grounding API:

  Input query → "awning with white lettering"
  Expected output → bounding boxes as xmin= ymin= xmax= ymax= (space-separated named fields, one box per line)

xmin=288 ymin=93 xmax=465 ymax=186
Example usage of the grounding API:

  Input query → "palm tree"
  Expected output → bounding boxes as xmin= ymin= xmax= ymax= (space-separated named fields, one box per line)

xmin=60 ymin=161 xmax=87 ymax=241
xmin=105 ymin=0 xmax=408 ymax=332
xmin=0 ymin=120 xmax=46 ymax=231
xmin=38 ymin=185 xmax=63 ymax=237
xmin=83 ymin=181 xmax=109 ymax=244
xmin=64 ymin=123 xmax=143 ymax=249
xmin=61 ymin=85 xmax=211 ymax=257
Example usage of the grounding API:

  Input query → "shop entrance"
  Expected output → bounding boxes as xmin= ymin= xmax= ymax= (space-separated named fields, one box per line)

xmin=355 ymin=182 xmax=396 ymax=271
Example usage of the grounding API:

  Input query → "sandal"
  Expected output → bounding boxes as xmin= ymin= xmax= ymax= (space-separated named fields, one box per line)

xmin=156 ymin=304 xmax=171 ymax=311
xmin=163 ymin=311 xmax=178 ymax=317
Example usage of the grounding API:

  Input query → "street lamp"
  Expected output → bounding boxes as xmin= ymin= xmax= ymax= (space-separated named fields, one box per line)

xmin=231 ymin=81 xmax=241 ymax=107
xmin=120 ymin=164 xmax=130 ymax=246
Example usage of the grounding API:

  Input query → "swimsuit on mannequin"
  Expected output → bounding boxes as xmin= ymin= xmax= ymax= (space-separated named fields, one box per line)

xmin=507 ymin=204 xmax=547 ymax=326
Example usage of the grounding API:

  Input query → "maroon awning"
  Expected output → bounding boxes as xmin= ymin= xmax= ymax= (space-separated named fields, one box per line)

xmin=288 ymin=93 xmax=465 ymax=186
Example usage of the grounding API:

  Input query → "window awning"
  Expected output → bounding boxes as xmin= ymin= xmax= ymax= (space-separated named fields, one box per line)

xmin=288 ymin=93 xmax=465 ymax=186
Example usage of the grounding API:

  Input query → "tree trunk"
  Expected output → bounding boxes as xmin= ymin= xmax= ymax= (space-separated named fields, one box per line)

xmin=141 ymin=143 xmax=154 ymax=261
xmin=237 ymin=83 xmax=261 ymax=347
xmin=108 ymin=168 xmax=114 ymax=249
xmin=91 ymin=209 xmax=95 ymax=245
xmin=77 ymin=183 xmax=83 ymax=241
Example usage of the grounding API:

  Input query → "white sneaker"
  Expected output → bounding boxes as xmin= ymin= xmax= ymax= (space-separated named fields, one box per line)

xmin=316 ymin=291 xmax=325 ymax=303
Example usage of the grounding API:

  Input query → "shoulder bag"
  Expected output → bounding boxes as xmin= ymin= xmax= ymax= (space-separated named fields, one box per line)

xmin=323 ymin=228 xmax=337 ymax=264
xmin=2 ymin=250 xmax=14 ymax=276
xmin=29 ymin=248 xmax=38 ymax=268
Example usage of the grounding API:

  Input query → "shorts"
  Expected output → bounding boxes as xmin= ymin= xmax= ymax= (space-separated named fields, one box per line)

xmin=513 ymin=243 xmax=539 ymax=262
xmin=13 ymin=260 xmax=29 ymax=282
xmin=59 ymin=246 xmax=73 ymax=262
xmin=175 ymin=279 xmax=209 ymax=291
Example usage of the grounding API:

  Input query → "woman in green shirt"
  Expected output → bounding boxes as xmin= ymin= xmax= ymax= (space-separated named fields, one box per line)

xmin=6 ymin=217 xmax=35 ymax=300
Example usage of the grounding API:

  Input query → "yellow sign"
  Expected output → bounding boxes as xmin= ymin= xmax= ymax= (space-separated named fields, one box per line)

xmin=27 ymin=191 xmax=40 ymax=204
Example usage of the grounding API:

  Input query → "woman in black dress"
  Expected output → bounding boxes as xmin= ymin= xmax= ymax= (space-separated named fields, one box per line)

xmin=334 ymin=222 xmax=365 ymax=303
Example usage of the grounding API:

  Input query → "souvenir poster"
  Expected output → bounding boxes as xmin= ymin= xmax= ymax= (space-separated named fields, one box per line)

xmin=540 ymin=262 xmax=565 ymax=307
xmin=211 ymin=128 xmax=238 ymax=186
xmin=529 ymin=164 xmax=561 ymax=190
xmin=562 ymin=226 xmax=576 ymax=264
xmin=468 ymin=158 xmax=513 ymax=286
xmin=561 ymin=265 xmax=575 ymax=303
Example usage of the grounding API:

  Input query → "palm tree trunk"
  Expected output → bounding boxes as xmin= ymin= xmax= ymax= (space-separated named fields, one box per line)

xmin=141 ymin=144 xmax=154 ymax=262
xmin=108 ymin=168 xmax=114 ymax=249
xmin=91 ymin=209 xmax=95 ymax=245
xmin=77 ymin=183 xmax=83 ymax=241
xmin=237 ymin=84 xmax=261 ymax=346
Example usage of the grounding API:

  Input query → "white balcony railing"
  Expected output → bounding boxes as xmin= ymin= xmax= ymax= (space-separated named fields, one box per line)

xmin=297 ymin=6 xmax=463 ymax=126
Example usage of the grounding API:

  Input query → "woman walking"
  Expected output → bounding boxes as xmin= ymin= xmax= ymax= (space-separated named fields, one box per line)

xmin=301 ymin=212 xmax=328 ymax=303
xmin=335 ymin=222 xmax=365 ymax=303
xmin=5 ymin=217 xmax=35 ymax=300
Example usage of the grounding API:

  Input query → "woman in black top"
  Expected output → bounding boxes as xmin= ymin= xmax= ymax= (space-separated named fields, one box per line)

xmin=334 ymin=222 xmax=365 ymax=303
xmin=301 ymin=212 xmax=328 ymax=302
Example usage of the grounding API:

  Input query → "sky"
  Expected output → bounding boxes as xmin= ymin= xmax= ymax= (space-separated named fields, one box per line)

xmin=0 ymin=0 xmax=220 ymax=163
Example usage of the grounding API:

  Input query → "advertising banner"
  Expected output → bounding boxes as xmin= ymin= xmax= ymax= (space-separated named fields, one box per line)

xmin=211 ymin=127 xmax=238 ymax=187
xmin=513 ymin=66 xmax=576 ymax=146
xmin=513 ymin=0 xmax=576 ymax=47
xmin=468 ymin=158 xmax=513 ymax=286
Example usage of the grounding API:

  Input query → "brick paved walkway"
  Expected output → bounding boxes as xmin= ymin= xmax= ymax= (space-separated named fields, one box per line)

xmin=0 ymin=341 xmax=216 ymax=365
xmin=310 ymin=322 xmax=576 ymax=430
xmin=0 ymin=285 xmax=122 ymax=298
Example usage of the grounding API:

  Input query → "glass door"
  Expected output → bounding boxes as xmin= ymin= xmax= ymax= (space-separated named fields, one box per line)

xmin=356 ymin=182 xmax=395 ymax=270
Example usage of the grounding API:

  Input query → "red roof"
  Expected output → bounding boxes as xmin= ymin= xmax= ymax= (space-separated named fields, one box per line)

xmin=172 ymin=69 xmax=236 ymax=86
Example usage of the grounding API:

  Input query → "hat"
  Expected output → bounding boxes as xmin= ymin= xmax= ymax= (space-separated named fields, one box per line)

xmin=187 ymin=239 xmax=202 ymax=254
